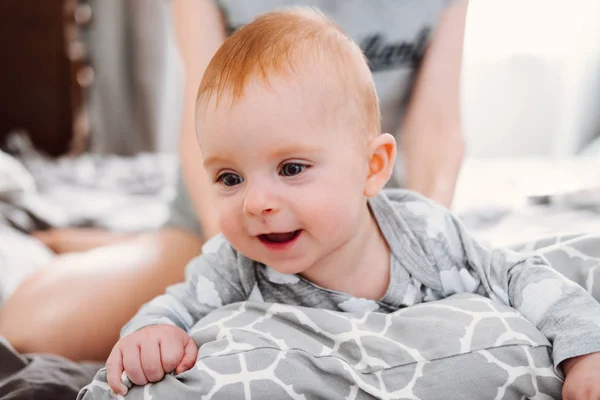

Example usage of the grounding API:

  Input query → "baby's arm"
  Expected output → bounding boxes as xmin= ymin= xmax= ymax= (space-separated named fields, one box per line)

xmin=107 ymin=240 xmax=248 ymax=394
xmin=120 ymin=241 xmax=247 ymax=336
xmin=397 ymin=193 xmax=600 ymax=374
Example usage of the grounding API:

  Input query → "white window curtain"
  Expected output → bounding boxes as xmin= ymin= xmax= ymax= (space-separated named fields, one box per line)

xmin=462 ymin=0 xmax=600 ymax=158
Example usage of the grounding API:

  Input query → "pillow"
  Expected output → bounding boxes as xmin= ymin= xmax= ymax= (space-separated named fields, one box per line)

xmin=78 ymin=294 xmax=562 ymax=400
xmin=0 ymin=150 xmax=35 ymax=200
xmin=0 ymin=225 xmax=53 ymax=303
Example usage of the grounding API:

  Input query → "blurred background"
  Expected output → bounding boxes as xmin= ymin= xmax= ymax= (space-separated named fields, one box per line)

xmin=0 ymin=0 xmax=184 ymax=301
xmin=0 ymin=0 xmax=182 ymax=157
xmin=464 ymin=1 xmax=600 ymax=159
xmin=0 ymin=0 xmax=600 ymax=295
xmin=456 ymin=0 xmax=600 ymax=243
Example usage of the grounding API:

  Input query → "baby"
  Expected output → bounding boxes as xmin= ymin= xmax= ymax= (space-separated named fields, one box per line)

xmin=106 ymin=8 xmax=600 ymax=398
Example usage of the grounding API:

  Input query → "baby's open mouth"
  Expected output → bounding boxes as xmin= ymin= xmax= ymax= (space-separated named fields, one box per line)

xmin=258 ymin=230 xmax=301 ymax=244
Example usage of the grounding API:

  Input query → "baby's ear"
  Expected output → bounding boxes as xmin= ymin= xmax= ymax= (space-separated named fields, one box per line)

xmin=364 ymin=133 xmax=396 ymax=197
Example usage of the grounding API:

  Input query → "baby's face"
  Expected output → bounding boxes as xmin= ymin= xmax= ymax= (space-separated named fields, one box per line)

xmin=198 ymin=72 xmax=372 ymax=275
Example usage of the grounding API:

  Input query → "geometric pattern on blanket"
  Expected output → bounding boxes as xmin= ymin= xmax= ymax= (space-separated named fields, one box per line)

xmin=79 ymin=232 xmax=600 ymax=400
xmin=78 ymin=294 xmax=563 ymax=400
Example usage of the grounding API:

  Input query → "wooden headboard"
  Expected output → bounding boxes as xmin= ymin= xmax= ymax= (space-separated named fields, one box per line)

xmin=0 ymin=0 xmax=92 ymax=156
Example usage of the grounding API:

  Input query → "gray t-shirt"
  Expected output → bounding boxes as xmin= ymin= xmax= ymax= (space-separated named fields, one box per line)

xmin=217 ymin=0 xmax=451 ymax=135
xmin=126 ymin=189 xmax=600 ymax=371
xmin=164 ymin=0 xmax=453 ymax=238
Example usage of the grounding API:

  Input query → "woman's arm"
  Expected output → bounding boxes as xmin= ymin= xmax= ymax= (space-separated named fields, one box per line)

xmin=175 ymin=0 xmax=227 ymax=238
xmin=399 ymin=0 xmax=468 ymax=208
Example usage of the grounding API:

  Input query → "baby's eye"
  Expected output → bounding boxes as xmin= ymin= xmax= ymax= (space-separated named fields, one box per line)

xmin=279 ymin=163 xmax=306 ymax=177
xmin=217 ymin=172 xmax=244 ymax=187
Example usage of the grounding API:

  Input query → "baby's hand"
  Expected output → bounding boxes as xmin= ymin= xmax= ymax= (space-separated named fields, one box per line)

xmin=562 ymin=352 xmax=600 ymax=399
xmin=105 ymin=325 xmax=198 ymax=395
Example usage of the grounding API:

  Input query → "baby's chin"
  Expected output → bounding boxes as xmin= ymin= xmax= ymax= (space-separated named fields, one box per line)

xmin=250 ymin=254 xmax=312 ymax=277
xmin=266 ymin=262 xmax=308 ymax=276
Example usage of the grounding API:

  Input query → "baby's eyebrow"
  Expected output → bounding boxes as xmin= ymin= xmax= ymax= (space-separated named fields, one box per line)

xmin=203 ymin=155 xmax=228 ymax=168
xmin=270 ymin=144 xmax=324 ymax=159
xmin=203 ymin=144 xmax=324 ymax=168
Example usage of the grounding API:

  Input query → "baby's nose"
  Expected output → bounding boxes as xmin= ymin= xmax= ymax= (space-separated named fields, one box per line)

xmin=243 ymin=185 xmax=279 ymax=216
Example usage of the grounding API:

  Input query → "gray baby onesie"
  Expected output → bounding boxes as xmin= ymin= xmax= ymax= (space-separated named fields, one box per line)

xmin=123 ymin=189 xmax=600 ymax=371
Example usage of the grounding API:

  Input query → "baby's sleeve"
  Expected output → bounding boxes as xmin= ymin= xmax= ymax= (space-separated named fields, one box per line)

xmin=120 ymin=238 xmax=248 ymax=337
xmin=397 ymin=194 xmax=600 ymax=373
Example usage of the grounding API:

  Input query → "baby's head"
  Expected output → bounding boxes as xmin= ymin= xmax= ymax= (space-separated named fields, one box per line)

xmin=196 ymin=7 xmax=396 ymax=273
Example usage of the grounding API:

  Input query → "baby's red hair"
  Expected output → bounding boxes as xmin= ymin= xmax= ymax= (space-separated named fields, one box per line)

xmin=197 ymin=7 xmax=381 ymax=136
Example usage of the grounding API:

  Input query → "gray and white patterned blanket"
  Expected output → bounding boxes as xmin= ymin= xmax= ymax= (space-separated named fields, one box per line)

xmin=80 ymin=296 xmax=561 ymax=400
xmin=78 ymin=233 xmax=600 ymax=400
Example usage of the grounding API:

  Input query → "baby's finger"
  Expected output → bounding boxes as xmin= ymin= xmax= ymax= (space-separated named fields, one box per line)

xmin=175 ymin=338 xmax=198 ymax=374
xmin=159 ymin=338 xmax=184 ymax=374
xmin=141 ymin=341 xmax=165 ymax=383
xmin=122 ymin=345 xmax=148 ymax=386
xmin=106 ymin=348 xmax=128 ymax=395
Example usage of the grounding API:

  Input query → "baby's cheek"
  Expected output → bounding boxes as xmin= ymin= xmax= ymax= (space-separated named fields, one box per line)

xmin=215 ymin=203 xmax=241 ymax=240
xmin=307 ymin=193 xmax=358 ymax=234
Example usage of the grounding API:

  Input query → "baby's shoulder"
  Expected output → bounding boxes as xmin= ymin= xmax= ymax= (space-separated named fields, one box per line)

xmin=380 ymin=188 xmax=446 ymax=218
xmin=382 ymin=188 xmax=431 ymax=203
xmin=375 ymin=189 xmax=457 ymax=246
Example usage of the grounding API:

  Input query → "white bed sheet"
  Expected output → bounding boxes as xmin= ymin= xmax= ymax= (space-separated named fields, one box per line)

xmin=455 ymin=157 xmax=600 ymax=247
